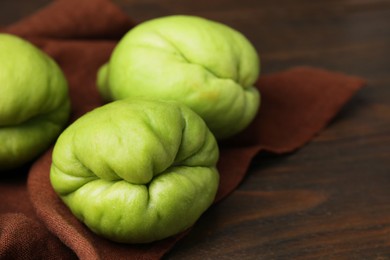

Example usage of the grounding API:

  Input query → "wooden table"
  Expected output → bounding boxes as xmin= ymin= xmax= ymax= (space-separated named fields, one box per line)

xmin=1 ymin=0 xmax=390 ymax=258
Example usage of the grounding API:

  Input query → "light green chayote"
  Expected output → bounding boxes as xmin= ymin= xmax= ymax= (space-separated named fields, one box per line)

xmin=0 ymin=33 xmax=70 ymax=170
xmin=50 ymin=99 xmax=219 ymax=243
xmin=97 ymin=15 xmax=260 ymax=139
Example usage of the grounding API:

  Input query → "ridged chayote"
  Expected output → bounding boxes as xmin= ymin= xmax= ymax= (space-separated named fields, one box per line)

xmin=50 ymin=99 xmax=219 ymax=243
xmin=97 ymin=15 xmax=260 ymax=139
xmin=0 ymin=34 xmax=70 ymax=170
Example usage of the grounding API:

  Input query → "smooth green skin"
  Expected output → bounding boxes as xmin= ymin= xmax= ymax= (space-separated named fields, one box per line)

xmin=50 ymin=99 xmax=219 ymax=243
xmin=97 ymin=15 xmax=260 ymax=139
xmin=0 ymin=34 xmax=70 ymax=170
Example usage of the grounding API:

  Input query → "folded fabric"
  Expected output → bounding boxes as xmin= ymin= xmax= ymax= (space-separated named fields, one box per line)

xmin=0 ymin=0 xmax=365 ymax=259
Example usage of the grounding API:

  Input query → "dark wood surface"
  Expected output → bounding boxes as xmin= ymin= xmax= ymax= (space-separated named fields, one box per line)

xmin=2 ymin=0 xmax=390 ymax=258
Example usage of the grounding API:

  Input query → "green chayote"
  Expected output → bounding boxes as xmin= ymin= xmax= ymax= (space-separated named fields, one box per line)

xmin=50 ymin=99 xmax=219 ymax=243
xmin=0 ymin=34 xmax=70 ymax=170
xmin=97 ymin=15 xmax=260 ymax=139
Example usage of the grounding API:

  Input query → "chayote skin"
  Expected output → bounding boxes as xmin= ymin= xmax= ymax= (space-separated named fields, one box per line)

xmin=0 ymin=34 xmax=70 ymax=170
xmin=97 ymin=15 xmax=260 ymax=139
xmin=50 ymin=99 xmax=219 ymax=243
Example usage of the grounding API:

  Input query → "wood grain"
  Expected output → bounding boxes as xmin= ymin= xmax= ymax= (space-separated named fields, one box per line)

xmin=1 ymin=0 xmax=390 ymax=258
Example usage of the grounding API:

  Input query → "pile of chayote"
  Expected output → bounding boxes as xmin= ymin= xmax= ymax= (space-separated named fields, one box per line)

xmin=1 ymin=15 xmax=260 ymax=243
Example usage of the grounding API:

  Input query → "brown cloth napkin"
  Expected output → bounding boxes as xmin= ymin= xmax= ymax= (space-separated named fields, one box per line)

xmin=0 ymin=0 xmax=365 ymax=259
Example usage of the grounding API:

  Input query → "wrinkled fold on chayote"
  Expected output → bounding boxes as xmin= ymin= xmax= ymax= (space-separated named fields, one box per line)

xmin=97 ymin=15 xmax=260 ymax=139
xmin=0 ymin=33 xmax=70 ymax=170
xmin=50 ymin=99 xmax=220 ymax=243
